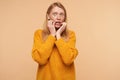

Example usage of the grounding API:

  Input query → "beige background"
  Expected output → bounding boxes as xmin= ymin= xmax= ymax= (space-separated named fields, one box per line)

xmin=0 ymin=0 xmax=120 ymax=80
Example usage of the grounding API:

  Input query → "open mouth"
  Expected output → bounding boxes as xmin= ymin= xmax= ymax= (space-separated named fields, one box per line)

xmin=55 ymin=22 xmax=62 ymax=26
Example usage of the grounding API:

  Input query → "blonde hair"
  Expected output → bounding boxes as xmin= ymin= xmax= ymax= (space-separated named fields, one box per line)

xmin=42 ymin=2 xmax=69 ymax=41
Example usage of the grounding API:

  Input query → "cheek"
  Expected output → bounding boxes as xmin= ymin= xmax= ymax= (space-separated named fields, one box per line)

xmin=61 ymin=17 xmax=65 ymax=22
xmin=50 ymin=15 xmax=56 ymax=21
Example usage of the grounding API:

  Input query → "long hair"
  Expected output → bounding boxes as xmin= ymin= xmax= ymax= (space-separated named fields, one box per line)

xmin=42 ymin=2 xmax=69 ymax=41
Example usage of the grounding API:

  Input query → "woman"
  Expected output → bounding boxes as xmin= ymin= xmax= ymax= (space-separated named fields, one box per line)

xmin=32 ymin=2 xmax=78 ymax=80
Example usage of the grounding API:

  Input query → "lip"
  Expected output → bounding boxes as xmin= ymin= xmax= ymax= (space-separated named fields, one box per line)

xmin=55 ymin=22 xmax=61 ymax=25
xmin=55 ymin=21 xmax=62 ymax=23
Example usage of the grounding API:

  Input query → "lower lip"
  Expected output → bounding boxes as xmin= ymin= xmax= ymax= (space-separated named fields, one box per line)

xmin=55 ymin=22 xmax=62 ymax=25
xmin=55 ymin=24 xmax=61 ymax=28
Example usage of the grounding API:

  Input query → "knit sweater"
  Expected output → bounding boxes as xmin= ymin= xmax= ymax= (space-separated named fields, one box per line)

xmin=32 ymin=29 xmax=78 ymax=80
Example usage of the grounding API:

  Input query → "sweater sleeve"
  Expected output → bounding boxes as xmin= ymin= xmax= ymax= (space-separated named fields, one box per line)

xmin=32 ymin=30 xmax=56 ymax=65
xmin=55 ymin=31 xmax=78 ymax=65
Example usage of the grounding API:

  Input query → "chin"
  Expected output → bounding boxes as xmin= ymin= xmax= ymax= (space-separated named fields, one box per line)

xmin=55 ymin=25 xmax=61 ymax=28
xmin=55 ymin=26 xmax=61 ymax=30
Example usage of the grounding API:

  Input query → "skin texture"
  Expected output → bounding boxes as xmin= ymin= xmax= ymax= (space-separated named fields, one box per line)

xmin=32 ymin=2 xmax=78 ymax=80
xmin=47 ymin=6 xmax=67 ymax=39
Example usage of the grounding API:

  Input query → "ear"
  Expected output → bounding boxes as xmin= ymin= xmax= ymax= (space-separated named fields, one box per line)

xmin=47 ymin=14 xmax=50 ymax=20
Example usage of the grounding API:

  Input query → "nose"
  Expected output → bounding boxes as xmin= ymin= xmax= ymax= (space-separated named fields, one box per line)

xmin=56 ymin=15 xmax=61 ymax=20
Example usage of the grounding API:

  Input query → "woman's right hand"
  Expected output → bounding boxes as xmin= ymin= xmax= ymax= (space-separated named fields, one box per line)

xmin=47 ymin=20 xmax=56 ymax=37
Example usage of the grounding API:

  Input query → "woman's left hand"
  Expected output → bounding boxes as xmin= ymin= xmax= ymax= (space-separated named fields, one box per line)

xmin=56 ymin=22 xmax=67 ymax=39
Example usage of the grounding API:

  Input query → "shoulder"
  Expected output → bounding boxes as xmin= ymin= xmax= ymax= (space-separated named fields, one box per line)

xmin=34 ymin=29 xmax=43 ymax=35
xmin=33 ymin=29 xmax=43 ymax=38
xmin=68 ymin=30 xmax=76 ymax=36
xmin=34 ymin=29 xmax=42 ymax=34
xmin=68 ymin=30 xmax=76 ymax=40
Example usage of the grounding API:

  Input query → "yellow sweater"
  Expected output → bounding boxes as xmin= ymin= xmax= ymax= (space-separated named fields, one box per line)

xmin=32 ymin=29 xmax=78 ymax=80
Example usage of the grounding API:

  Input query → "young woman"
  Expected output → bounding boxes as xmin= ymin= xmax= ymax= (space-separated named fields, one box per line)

xmin=32 ymin=2 xmax=78 ymax=80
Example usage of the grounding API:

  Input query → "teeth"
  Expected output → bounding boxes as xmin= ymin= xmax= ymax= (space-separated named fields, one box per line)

xmin=56 ymin=22 xmax=61 ymax=23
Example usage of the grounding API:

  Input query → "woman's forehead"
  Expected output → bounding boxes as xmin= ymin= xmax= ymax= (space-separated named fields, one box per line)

xmin=51 ymin=6 xmax=65 ymax=13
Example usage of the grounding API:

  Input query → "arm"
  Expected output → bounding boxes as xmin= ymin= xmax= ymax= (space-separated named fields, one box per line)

xmin=55 ymin=31 xmax=78 ymax=65
xmin=32 ymin=30 xmax=56 ymax=65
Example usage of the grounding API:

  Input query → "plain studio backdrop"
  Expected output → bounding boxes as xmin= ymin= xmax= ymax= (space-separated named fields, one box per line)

xmin=0 ymin=0 xmax=120 ymax=80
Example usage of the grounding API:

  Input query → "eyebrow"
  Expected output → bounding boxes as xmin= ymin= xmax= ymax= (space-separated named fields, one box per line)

xmin=52 ymin=12 xmax=64 ymax=14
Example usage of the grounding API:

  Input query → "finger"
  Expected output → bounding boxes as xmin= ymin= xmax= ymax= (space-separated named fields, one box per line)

xmin=49 ymin=20 xmax=54 ymax=25
xmin=47 ymin=21 xmax=51 ymax=27
xmin=48 ymin=20 xmax=53 ymax=26
xmin=62 ymin=22 xmax=67 ymax=27
xmin=61 ymin=22 xmax=66 ymax=29
xmin=62 ymin=23 xmax=66 ymax=30
xmin=52 ymin=21 xmax=56 ymax=26
xmin=62 ymin=25 xmax=66 ymax=31
xmin=58 ymin=25 xmax=65 ymax=33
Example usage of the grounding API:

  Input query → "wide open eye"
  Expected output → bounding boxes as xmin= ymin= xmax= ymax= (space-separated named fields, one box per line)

xmin=60 ymin=13 xmax=65 ymax=17
xmin=52 ymin=12 xmax=57 ymax=16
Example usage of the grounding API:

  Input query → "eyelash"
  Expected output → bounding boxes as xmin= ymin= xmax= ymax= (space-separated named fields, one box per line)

xmin=52 ymin=13 xmax=64 ymax=17
xmin=53 ymin=13 xmax=57 ymax=16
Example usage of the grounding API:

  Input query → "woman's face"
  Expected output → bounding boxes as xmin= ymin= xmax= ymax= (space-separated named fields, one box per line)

xmin=48 ymin=6 xmax=65 ymax=28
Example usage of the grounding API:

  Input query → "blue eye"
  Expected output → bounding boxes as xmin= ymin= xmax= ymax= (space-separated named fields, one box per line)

xmin=60 ymin=13 xmax=65 ymax=17
xmin=52 ymin=12 xmax=65 ymax=17
xmin=53 ymin=13 xmax=57 ymax=16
